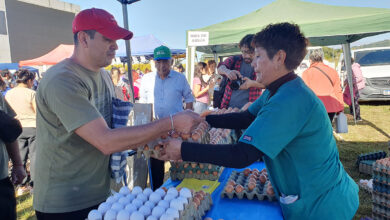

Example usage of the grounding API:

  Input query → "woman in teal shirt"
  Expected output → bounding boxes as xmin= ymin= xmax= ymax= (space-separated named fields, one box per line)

xmin=161 ymin=23 xmax=359 ymax=219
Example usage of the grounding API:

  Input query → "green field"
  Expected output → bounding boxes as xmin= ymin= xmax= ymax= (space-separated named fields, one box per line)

xmin=16 ymin=103 xmax=390 ymax=220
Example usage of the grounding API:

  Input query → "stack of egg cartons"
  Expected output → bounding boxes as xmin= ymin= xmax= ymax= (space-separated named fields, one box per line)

xmin=372 ymin=158 xmax=390 ymax=219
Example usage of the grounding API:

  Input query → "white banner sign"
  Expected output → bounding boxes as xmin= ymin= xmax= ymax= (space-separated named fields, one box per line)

xmin=188 ymin=31 xmax=209 ymax=46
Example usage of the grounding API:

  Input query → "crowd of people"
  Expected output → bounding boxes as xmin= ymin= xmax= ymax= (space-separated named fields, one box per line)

xmin=0 ymin=7 xmax=366 ymax=220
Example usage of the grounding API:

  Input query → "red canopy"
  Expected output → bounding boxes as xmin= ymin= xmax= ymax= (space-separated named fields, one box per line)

xmin=19 ymin=44 xmax=74 ymax=66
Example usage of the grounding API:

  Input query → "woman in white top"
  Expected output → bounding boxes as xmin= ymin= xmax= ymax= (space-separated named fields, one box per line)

xmin=5 ymin=69 xmax=36 ymax=192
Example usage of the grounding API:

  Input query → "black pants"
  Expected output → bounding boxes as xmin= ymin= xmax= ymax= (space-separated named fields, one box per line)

xmin=18 ymin=127 xmax=36 ymax=185
xmin=36 ymin=204 xmax=99 ymax=220
xmin=150 ymin=158 xmax=164 ymax=190
xmin=328 ymin=112 xmax=336 ymax=123
xmin=0 ymin=177 xmax=16 ymax=220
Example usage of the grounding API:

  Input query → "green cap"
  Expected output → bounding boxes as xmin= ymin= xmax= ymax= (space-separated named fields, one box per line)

xmin=154 ymin=45 xmax=172 ymax=60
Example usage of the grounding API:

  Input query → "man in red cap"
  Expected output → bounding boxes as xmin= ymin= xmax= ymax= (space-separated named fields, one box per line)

xmin=33 ymin=8 xmax=201 ymax=220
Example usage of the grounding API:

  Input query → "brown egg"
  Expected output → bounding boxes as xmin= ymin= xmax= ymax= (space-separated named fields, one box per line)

xmin=260 ymin=168 xmax=267 ymax=174
xmin=161 ymin=187 xmax=168 ymax=192
xmin=198 ymin=190 xmax=206 ymax=197
xmin=247 ymin=182 xmax=256 ymax=191
xmin=235 ymin=184 xmax=244 ymax=193
xmin=266 ymin=187 xmax=275 ymax=196
xmin=249 ymin=177 xmax=257 ymax=184
xmin=181 ymin=133 xmax=190 ymax=140
xmin=227 ymin=180 xmax=236 ymax=186
xmin=181 ymin=170 xmax=185 ymax=174
xmin=143 ymin=145 xmax=149 ymax=151
xmin=212 ymin=171 xmax=218 ymax=176
xmin=195 ymin=193 xmax=203 ymax=201
xmin=204 ymin=170 xmax=209 ymax=175
xmin=252 ymin=168 xmax=260 ymax=173
xmin=161 ymin=134 xmax=168 ymax=139
xmin=193 ymin=197 xmax=201 ymax=207
xmin=196 ymin=170 xmax=201 ymax=175
xmin=177 ymin=187 xmax=182 ymax=192
xmin=199 ymin=164 xmax=204 ymax=169
xmin=204 ymin=218 xmax=213 ymax=220
xmin=225 ymin=185 xmax=234 ymax=193
xmin=243 ymin=168 xmax=251 ymax=177
xmin=183 ymin=163 xmax=189 ymax=168
xmin=153 ymin=145 xmax=161 ymax=151
xmin=259 ymin=174 xmax=267 ymax=184
xmin=191 ymin=163 xmax=197 ymax=168
xmin=252 ymin=171 xmax=259 ymax=177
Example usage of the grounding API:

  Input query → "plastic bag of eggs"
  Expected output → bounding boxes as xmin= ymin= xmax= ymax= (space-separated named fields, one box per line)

xmin=88 ymin=186 xmax=192 ymax=220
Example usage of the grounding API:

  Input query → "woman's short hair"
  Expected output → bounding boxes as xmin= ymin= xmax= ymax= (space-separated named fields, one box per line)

xmin=15 ymin=69 xmax=35 ymax=84
xmin=252 ymin=22 xmax=308 ymax=71
xmin=309 ymin=49 xmax=324 ymax=63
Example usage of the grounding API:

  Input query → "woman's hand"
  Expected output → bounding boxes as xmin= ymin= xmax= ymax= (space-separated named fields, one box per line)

xmin=240 ymin=77 xmax=265 ymax=90
xmin=11 ymin=165 xmax=26 ymax=185
xmin=159 ymin=138 xmax=183 ymax=161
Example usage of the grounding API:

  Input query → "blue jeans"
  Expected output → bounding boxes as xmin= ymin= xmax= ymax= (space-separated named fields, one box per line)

xmin=194 ymin=101 xmax=208 ymax=114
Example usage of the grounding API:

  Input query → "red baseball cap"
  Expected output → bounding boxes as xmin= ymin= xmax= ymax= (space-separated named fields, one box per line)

xmin=72 ymin=8 xmax=133 ymax=40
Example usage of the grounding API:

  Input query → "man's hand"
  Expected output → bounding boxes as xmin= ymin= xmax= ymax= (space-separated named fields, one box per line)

xmin=159 ymin=138 xmax=183 ymax=161
xmin=11 ymin=165 xmax=26 ymax=185
xmin=173 ymin=110 xmax=203 ymax=135
xmin=239 ymin=77 xmax=265 ymax=90
xmin=226 ymin=70 xmax=242 ymax=81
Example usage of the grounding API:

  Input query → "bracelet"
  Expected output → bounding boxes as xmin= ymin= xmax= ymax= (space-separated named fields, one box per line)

xmin=169 ymin=114 xmax=175 ymax=133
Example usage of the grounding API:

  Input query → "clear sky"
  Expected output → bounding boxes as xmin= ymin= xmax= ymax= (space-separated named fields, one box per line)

xmin=62 ymin=0 xmax=390 ymax=49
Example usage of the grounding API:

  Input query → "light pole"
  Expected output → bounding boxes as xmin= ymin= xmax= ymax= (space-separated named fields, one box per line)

xmin=117 ymin=0 xmax=140 ymax=103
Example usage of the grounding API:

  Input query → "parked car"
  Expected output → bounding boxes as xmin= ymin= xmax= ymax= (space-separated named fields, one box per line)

xmin=351 ymin=47 xmax=390 ymax=101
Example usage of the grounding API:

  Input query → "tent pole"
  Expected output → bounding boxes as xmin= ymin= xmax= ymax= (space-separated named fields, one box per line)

xmin=213 ymin=50 xmax=219 ymax=74
xmin=342 ymin=43 xmax=356 ymax=124
xmin=121 ymin=2 xmax=135 ymax=103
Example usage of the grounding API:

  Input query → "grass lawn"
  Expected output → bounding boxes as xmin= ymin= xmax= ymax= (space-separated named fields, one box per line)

xmin=15 ymin=103 xmax=390 ymax=220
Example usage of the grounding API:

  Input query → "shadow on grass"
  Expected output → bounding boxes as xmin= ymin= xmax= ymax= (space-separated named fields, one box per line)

xmin=16 ymin=193 xmax=31 ymax=204
xmin=346 ymin=118 xmax=390 ymax=139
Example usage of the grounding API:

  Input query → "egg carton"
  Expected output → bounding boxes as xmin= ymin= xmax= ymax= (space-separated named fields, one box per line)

xmin=360 ymin=160 xmax=375 ymax=175
xmin=136 ymin=144 xmax=162 ymax=159
xmin=373 ymin=193 xmax=390 ymax=208
xmin=373 ymin=160 xmax=390 ymax=176
xmin=220 ymin=169 xmax=276 ymax=201
xmin=169 ymin=162 xmax=224 ymax=181
xmin=373 ymin=203 xmax=390 ymax=220
xmin=356 ymin=151 xmax=387 ymax=167
xmin=179 ymin=191 xmax=213 ymax=220
xmin=373 ymin=180 xmax=390 ymax=195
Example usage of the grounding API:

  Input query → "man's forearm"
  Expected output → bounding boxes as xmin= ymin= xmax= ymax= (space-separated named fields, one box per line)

xmin=217 ymin=65 xmax=231 ymax=76
xmin=76 ymin=117 xmax=173 ymax=155
xmin=5 ymin=141 xmax=23 ymax=166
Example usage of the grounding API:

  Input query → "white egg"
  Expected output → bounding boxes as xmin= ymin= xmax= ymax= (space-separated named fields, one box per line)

xmin=170 ymin=199 xmax=184 ymax=211
xmin=143 ymin=188 xmax=153 ymax=197
xmin=146 ymin=216 xmax=158 ymax=220
xmin=138 ymin=205 xmax=151 ymax=216
xmin=87 ymin=209 xmax=102 ymax=220
xmin=155 ymin=188 xmax=166 ymax=197
xmin=97 ymin=202 xmax=111 ymax=214
xmin=106 ymin=196 xmax=117 ymax=204
xmin=160 ymin=214 xmax=175 ymax=220
xmin=177 ymin=196 xmax=188 ymax=205
xmin=130 ymin=211 xmax=144 ymax=220
xmin=166 ymin=207 xmax=180 ymax=219
xmin=163 ymin=194 xmax=176 ymax=202
xmin=132 ymin=199 xmax=143 ymax=208
xmin=118 ymin=197 xmax=131 ymax=205
xmin=104 ymin=209 xmax=117 ymax=220
xmin=157 ymin=200 xmax=170 ymax=209
xmin=136 ymin=193 xmax=148 ymax=203
xmin=149 ymin=192 xmax=162 ymax=204
xmin=151 ymin=206 xmax=165 ymax=218
xmin=119 ymin=186 xmax=131 ymax=195
xmin=111 ymin=202 xmax=124 ymax=212
xmin=131 ymin=186 xmax=143 ymax=195
xmin=113 ymin=193 xmax=124 ymax=201
xmin=126 ymin=193 xmax=136 ymax=202
xmin=166 ymin=188 xmax=178 ymax=197
xmin=125 ymin=203 xmax=137 ymax=213
xmin=179 ymin=188 xmax=192 ymax=198
xmin=144 ymin=201 xmax=156 ymax=209
xmin=117 ymin=209 xmax=131 ymax=220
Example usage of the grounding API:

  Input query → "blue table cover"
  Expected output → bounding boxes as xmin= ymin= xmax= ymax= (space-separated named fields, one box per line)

xmin=163 ymin=162 xmax=283 ymax=220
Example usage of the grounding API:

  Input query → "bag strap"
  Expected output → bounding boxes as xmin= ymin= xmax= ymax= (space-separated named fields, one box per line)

xmin=313 ymin=66 xmax=334 ymax=87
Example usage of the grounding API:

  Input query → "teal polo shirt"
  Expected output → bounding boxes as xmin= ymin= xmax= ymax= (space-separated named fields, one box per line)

xmin=239 ymin=77 xmax=358 ymax=219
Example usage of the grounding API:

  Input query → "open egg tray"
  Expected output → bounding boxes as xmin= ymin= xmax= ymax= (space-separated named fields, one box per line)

xmin=169 ymin=162 xmax=224 ymax=181
xmin=221 ymin=170 xmax=276 ymax=201
xmin=88 ymin=186 xmax=213 ymax=220
xmin=373 ymin=201 xmax=390 ymax=220
xmin=356 ymin=151 xmax=387 ymax=167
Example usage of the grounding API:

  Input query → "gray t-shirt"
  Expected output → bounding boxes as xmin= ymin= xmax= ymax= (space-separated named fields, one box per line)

xmin=228 ymin=61 xmax=254 ymax=108
xmin=34 ymin=59 xmax=113 ymax=213
xmin=0 ymin=95 xmax=16 ymax=180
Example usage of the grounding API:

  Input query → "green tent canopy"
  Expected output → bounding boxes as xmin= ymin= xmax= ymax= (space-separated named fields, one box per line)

xmin=188 ymin=0 xmax=390 ymax=54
